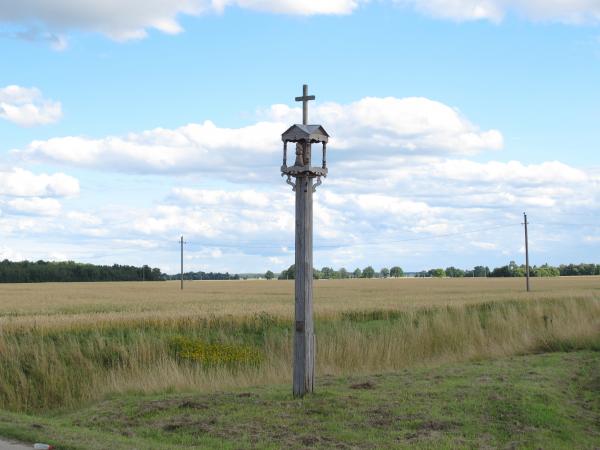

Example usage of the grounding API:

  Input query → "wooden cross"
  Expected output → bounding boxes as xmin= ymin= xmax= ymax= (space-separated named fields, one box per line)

xmin=295 ymin=84 xmax=315 ymax=125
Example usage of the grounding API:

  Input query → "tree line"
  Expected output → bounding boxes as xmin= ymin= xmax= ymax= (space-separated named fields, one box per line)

xmin=272 ymin=262 xmax=600 ymax=280
xmin=0 ymin=260 xmax=243 ymax=283
xmin=276 ymin=265 xmax=404 ymax=280
xmin=0 ymin=260 xmax=162 ymax=283
xmin=163 ymin=271 xmax=240 ymax=281
xmin=2 ymin=259 xmax=597 ymax=283
xmin=410 ymin=262 xmax=599 ymax=278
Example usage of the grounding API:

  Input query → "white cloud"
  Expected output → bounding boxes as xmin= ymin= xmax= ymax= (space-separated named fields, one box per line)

xmin=268 ymin=97 xmax=503 ymax=155
xmin=333 ymin=157 xmax=598 ymax=210
xmin=430 ymin=160 xmax=588 ymax=185
xmin=216 ymin=0 xmax=359 ymax=15
xmin=131 ymin=189 xmax=294 ymax=240
xmin=1 ymin=0 xmax=596 ymax=48
xmin=0 ymin=0 xmax=202 ymax=41
xmin=2 ymin=0 xmax=598 ymax=49
xmin=113 ymin=239 xmax=160 ymax=249
xmin=17 ymin=120 xmax=282 ymax=177
xmin=0 ymin=0 xmax=359 ymax=44
xmin=0 ymin=246 xmax=24 ymax=261
xmin=0 ymin=85 xmax=62 ymax=126
xmin=5 ymin=197 xmax=62 ymax=216
xmin=472 ymin=241 xmax=498 ymax=250
xmin=268 ymin=256 xmax=284 ymax=265
xmin=0 ymin=168 xmax=79 ymax=197
xmin=66 ymin=211 xmax=101 ymax=225
xmin=0 ymin=168 xmax=78 ymax=221
xmin=410 ymin=222 xmax=451 ymax=235
xmin=15 ymin=96 xmax=502 ymax=176
xmin=396 ymin=0 xmax=600 ymax=23
xmin=171 ymin=187 xmax=271 ymax=207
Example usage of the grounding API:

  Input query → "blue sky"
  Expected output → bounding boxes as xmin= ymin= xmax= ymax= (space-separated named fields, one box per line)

xmin=0 ymin=0 xmax=599 ymax=273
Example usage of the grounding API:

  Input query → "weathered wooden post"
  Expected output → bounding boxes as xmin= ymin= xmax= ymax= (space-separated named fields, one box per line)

xmin=281 ymin=85 xmax=329 ymax=397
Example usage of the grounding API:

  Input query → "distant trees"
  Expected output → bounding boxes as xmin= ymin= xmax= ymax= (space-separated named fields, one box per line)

xmin=166 ymin=271 xmax=239 ymax=281
xmin=312 ymin=265 xmax=405 ymax=279
xmin=320 ymin=267 xmax=335 ymax=279
xmin=362 ymin=266 xmax=375 ymax=278
xmin=490 ymin=266 xmax=511 ymax=277
xmin=532 ymin=264 xmax=560 ymax=277
xmin=313 ymin=267 xmax=352 ymax=279
xmin=486 ymin=262 xmax=599 ymax=278
xmin=278 ymin=265 xmax=295 ymax=280
xmin=429 ymin=268 xmax=445 ymax=278
xmin=274 ymin=262 xmax=599 ymax=280
xmin=558 ymin=263 xmax=600 ymax=276
xmin=0 ymin=260 xmax=163 ymax=283
xmin=417 ymin=261 xmax=573 ymax=278
xmin=491 ymin=261 xmax=525 ymax=277
xmin=277 ymin=264 xmax=360 ymax=280
xmin=390 ymin=266 xmax=404 ymax=278
xmin=9 ymin=259 xmax=595 ymax=285
xmin=472 ymin=266 xmax=490 ymax=277
xmin=445 ymin=267 xmax=465 ymax=278
xmin=413 ymin=268 xmax=444 ymax=278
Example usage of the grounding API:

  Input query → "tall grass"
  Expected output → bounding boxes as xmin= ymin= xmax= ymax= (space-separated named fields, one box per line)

xmin=0 ymin=296 xmax=598 ymax=413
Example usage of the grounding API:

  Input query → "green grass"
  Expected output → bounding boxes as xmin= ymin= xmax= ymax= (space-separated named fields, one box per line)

xmin=1 ymin=297 xmax=599 ymax=413
xmin=1 ymin=349 xmax=598 ymax=449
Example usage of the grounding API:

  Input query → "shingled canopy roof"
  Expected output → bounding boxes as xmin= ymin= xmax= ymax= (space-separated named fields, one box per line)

xmin=282 ymin=124 xmax=329 ymax=143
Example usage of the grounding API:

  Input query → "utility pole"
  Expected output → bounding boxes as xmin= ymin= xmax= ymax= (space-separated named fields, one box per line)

xmin=281 ymin=84 xmax=329 ymax=397
xmin=180 ymin=235 xmax=186 ymax=290
xmin=523 ymin=212 xmax=530 ymax=292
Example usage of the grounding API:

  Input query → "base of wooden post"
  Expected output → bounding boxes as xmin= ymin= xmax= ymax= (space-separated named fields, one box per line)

xmin=293 ymin=331 xmax=315 ymax=397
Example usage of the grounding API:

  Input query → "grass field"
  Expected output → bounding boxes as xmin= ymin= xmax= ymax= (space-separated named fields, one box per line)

xmin=1 ymin=350 xmax=598 ymax=449
xmin=0 ymin=277 xmax=599 ymax=447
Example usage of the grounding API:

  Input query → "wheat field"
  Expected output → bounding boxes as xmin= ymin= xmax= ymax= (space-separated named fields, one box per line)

xmin=1 ymin=276 xmax=599 ymax=329
xmin=0 ymin=277 xmax=599 ymax=412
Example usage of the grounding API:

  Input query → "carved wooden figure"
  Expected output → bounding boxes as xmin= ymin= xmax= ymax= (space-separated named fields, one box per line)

xmin=281 ymin=85 xmax=329 ymax=397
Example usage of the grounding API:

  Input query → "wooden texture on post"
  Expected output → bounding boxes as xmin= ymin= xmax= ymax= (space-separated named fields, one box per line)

xmin=294 ymin=172 xmax=315 ymax=397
